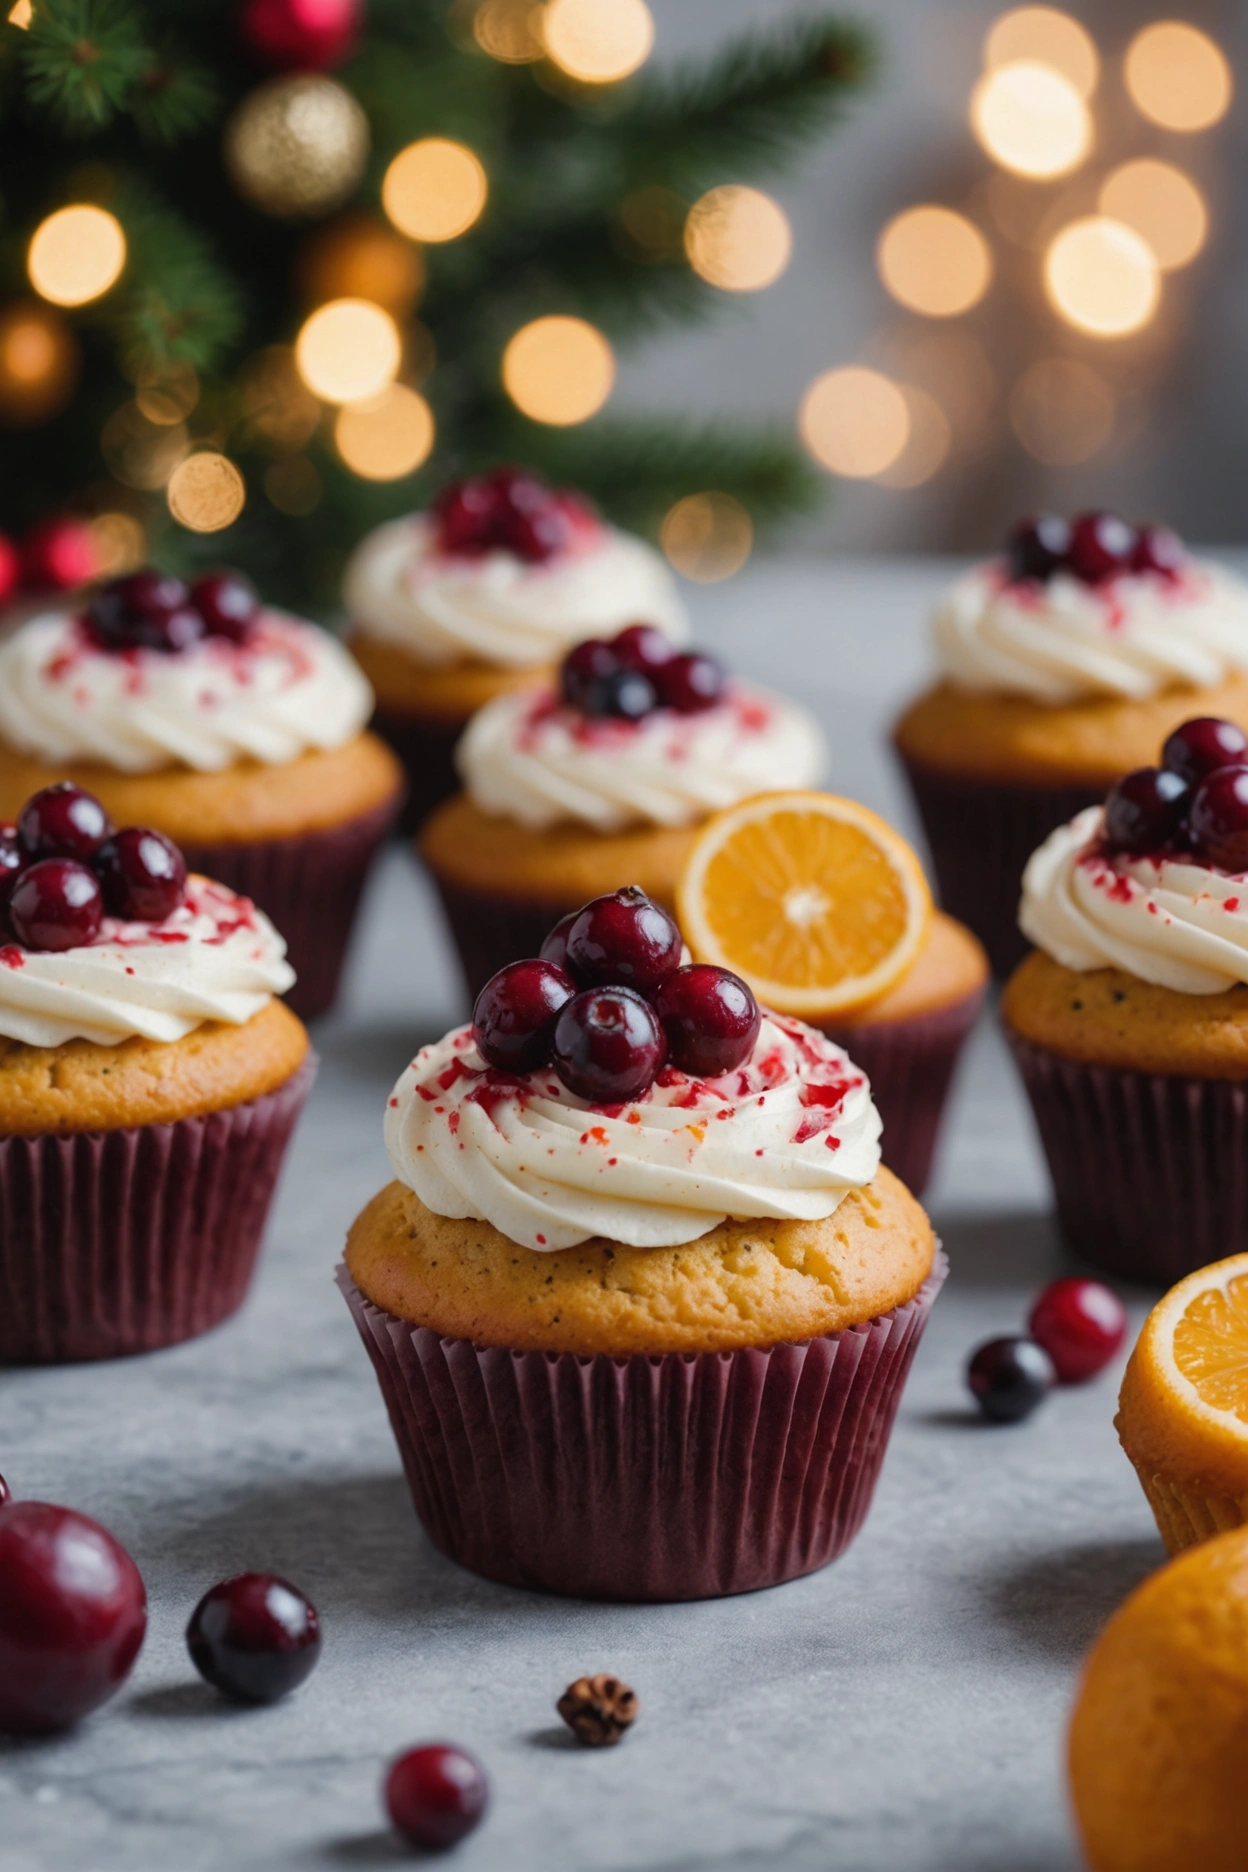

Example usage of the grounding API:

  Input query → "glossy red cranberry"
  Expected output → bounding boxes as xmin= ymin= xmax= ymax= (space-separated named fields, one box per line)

xmin=1102 ymin=767 xmax=1189 ymax=856
xmin=1066 ymin=512 xmax=1136 ymax=584
xmin=187 ymin=1573 xmax=321 ymax=1705
xmin=966 ymin=1336 xmax=1055 ymax=1424
xmin=9 ymin=858 xmax=103 ymax=951
xmin=654 ymin=651 xmax=726 ymax=713
xmin=18 ymin=782 xmax=112 ymax=861
xmin=432 ymin=475 xmax=497 ymax=556
xmin=385 ymin=1744 xmax=489 ymax=1851
xmin=0 ymin=824 xmax=27 ymax=912
xmin=95 ymin=828 xmax=187 ymax=923
xmin=473 ymin=958 xmax=575 ymax=1071
xmin=612 ymin=623 xmax=676 ymax=672
xmin=0 ymin=1472 xmax=10 ymax=1506
xmin=487 ymin=466 xmax=569 ymax=562
xmin=1190 ymin=765 xmax=1248 ymax=871
xmin=651 ymin=965 xmax=761 ymax=1076
xmin=565 ymin=886 xmax=683 ymax=992
xmin=1005 ymin=514 xmax=1070 ymax=584
xmin=1131 ymin=523 xmax=1186 ymax=578
xmin=1161 ymin=717 xmax=1248 ymax=788
xmin=86 ymin=569 xmax=204 ymax=654
xmin=191 ymin=571 xmax=260 ymax=643
xmin=1028 ymin=1277 xmax=1128 ymax=1384
xmin=538 ymin=910 xmax=579 ymax=974
xmin=560 ymin=638 xmax=618 ymax=712
xmin=590 ymin=666 xmax=657 ymax=720
xmin=552 ymin=986 xmax=667 ymax=1102
xmin=0 ymin=1501 xmax=146 ymax=1733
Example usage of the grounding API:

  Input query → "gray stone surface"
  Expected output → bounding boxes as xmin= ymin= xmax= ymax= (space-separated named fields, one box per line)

xmin=0 ymin=558 xmax=1162 ymax=1872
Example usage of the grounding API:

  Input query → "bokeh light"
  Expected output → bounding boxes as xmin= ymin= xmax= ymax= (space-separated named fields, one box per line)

xmin=335 ymin=384 xmax=436 ymax=480
xmin=382 ymin=139 xmax=488 ymax=244
xmin=874 ymin=385 xmax=952 ymax=488
xmin=540 ymin=0 xmax=654 ymax=84
xmin=88 ymin=511 xmax=146 ymax=577
xmin=1098 ymin=160 xmax=1207 ymax=272
xmin=134 ymin=363 xmax=199 ymax=427
xmin=660 ymin=493 xmax=753 ymax=582
xmin=239 ymin=346 xmax=321 ymax=450
xmin=101 ymin=404 xmax=189 ymax=490
xmin=474 ymin=0 xmax=542 ymax=61
xmin=970 ymin=60 xmax=1090 ymax=178
xmin=683 ymin=187 xmax=792 ymax=293
xmin=876 ymin=207 xmax=992 ymax=318
xmin=28 ymin=206 xmax=126 ymax=307
xmin=167 ymin=453 xmax=246 ymax=532
xmin=1125 ymin=22 xmax=1231 ymax=133
xmin=7 ymin=0 xmax=31 ymax=26
xmin=1044 ymin=216 xmax=1160 ymax=337
xmin=295 ymin=299 xmax=401 ymax=404
xmin=301 ymin=216 xmax=425 ymax=316
xmin=798 ymin=367 xmax=910 ymax=478
xmin=0 ymin=302 xmax=78 ymax=425
xmin=983 ymin=7 xmax=1098 ymax=98
xmin=1010 ymin=356 xmax=1115 ymax=464
xmin=502 ymin=315 xmax=615 ymax=424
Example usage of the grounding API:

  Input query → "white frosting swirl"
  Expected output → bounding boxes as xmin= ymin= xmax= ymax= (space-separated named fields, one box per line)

xmin=0 ymin=876 xmax=294 ymax=1047
xmin=344 ymin=514 xmax=689 ymax=670
xmin=385 ymin=1015 xmax=882 ymax=1252
xmin=0 ymin=609 xmax=373 ymax=774
xmin=458 ymin=683 xmax=827 ymax=832
xmin=934 ymin=561 xmax=1248 ymax=705
xmin=1021 ymin=806 xmax=1248 ymax=994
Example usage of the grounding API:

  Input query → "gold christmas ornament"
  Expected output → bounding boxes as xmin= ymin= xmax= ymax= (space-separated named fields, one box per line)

xmin=224 ymin=76 xmax=369 ymax=221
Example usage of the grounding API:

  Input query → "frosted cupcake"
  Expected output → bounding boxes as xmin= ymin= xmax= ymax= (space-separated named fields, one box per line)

xmin=340 ymin=888 xmax=943 ymax=1600
xmin=0 ymin=569 xmax=404 ymax=1020
xmin=343 ymin=468 xmax=689 ymax=831
xmin=0 ymin=781 xmax=312 ymax=1362
xmin=420 ymin=625 xmax=826 ymax=999
xmin=895 ymin=513 xmax=1248 ymax=976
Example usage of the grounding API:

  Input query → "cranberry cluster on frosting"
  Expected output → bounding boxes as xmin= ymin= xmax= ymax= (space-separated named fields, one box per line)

xmin=1100 ymin=717 xmax=1248 ymax=870
xmin=559 ymin=625 xmax=726 ymax=723
xmin=431 ymin=466 xmax=591 ymax=565
xmin=83 ymin=568 xmax=260 ymax=656
xmin=471 ymin=886 xmax=761 ymax=1103
xmin=0 ymin=783 xmax=186 ymax=953
xmin=1005 ymin=512 xmax=1187 ymax=588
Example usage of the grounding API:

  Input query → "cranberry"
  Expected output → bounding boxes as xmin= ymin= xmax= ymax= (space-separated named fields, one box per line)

xmin=1102 ymin=768 xmax=1189 ymax=856
xmin=473 ymin=958 xmax=575 ymax=1071
xmin=1189 ymin=765 xmax=1248 ymax=871
xmin=565 ymin=886 xmax=683 ymax=992
xmin=86 ymin=569 xmax=204 ymax=654
xmin=654 ymin=651 xmax=726 ymax=713
xmin=1161 ymin=717 xmax=1248 ymax=788
xmin=560 ymin=638 xmax=618 ymax=712
xmin=1005 ymin=514 xmax=1070 ymax=584
xmin=1131 ymin=523 xmax=1186 ymax=578
xmin=1065 ymin=512 xmax=1136 ymax=584
xmin=538 ymin=910 xmax=579 ymax=974
xmin=552 ymin=986 xmax=667 ymax=1102
xmin=191 ymin=571 xmax=260 ymax=643
xmin=187 ymin=1573 xmax=321 ymax=1705
xmin=0 ymin=1501 xmax=146 ymax=1734
xmin=432 ymin=475 xmax=497 ymax=556
xmin=651 ymin=965 xmax=761 ymax=1076
xmin=612 ymin=623 xmax=676 ymax=672
xmin=966 ymin=1336 xmax=1055 ymax=1424
xmin=589 ymin=666 xmax=657 ymax=720
xmin=9 ymin=858 xmax=103 ymax=951
xmin=488 ymin=467 xmax=569 ymax=562
xmin=95 ymin=828 xmax=187 ymax=923
xmin=1028 ymin=1277 xmax=1128 ymax=1384
xmin=386 ymin=1744 xmax=489 ymax=1851
xmin=0 ymin=824 xmax=27 ymax=912
xmin=0 ymin=1473 xmax=10 ymax=1506
xmin=18 ymin=782 xmax=112 ymax=861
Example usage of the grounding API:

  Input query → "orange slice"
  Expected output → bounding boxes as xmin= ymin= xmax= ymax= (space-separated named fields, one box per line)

xmin=676 ymin=789 xmax=932 ymax=1018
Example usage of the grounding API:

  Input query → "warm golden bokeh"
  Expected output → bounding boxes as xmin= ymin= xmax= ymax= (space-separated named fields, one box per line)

xmin=1044 ymin=216 xmax=1160 ymax=338
xmin=1125 ymin=22 xmax=1231 ymax=133
xmin=970 ymin=60 xmax=1090 ymax=178
xmin=88 ymin=511 xmax=147 ymax=577
xmin=660 ymin=493 xmax=753 ymax=582
xmin=1009 ymin=356 xmax=1114 ymax=463
xmin=798 ymin=367 xmax=910 ymax=478
xmin=876 ymin=207 xmax=992 ymax=318
xmin=167 ymin=453 xmax=246 ymax=532
xmin=335 ymin=384 xmax=436 ymax=480
xmin=474 ymin=0 xmax=543 ymax=61
xmin=28 ymin=206 xmax=126 ymax=307
xmin=7 ymin=0 xmax=32 ymax=25
xmin=0 ymin=302 xmax=78 ymax=425
xmin=502 ymin=315 xmax=615 ymax=424
xmin=684 ymin=186 xmax=793 ymax=293
xmin=101 ymin=404 xmax=189 ymax=491
xmin=239 ymin=347 xmax=321 ymax=451
xmin=874 ymin=385 xmax=952 ymax=488
xmin=382 ymin=139 xmax=488 ymax=244
xmin=1098 ymin=160 xmax=1207 ymax=273
xmin=134 ymin=363 xmax=199 ymax=427
xmin=294 ymin=299 xmax=401 ymax=404
xmin=540 ymin=0 xmax=654 ymax=84
xmin=983 ymin=7 xmax=1098 ymax=98
xmin=300 ymin=216 xmax=425 ymax=316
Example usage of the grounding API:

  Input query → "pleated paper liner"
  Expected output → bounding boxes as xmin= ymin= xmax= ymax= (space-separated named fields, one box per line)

xmin=1126 ymin=1464 xmax=1248 ymax=1559
xmin=338 ymin=1250 xmax=946 ymax=1603
xmin=0 ymin=1054 xmax=316 ymax=1365
xmin=183 ymin=789 xmax=402 ymax=1023
xmin=1006 ymin=1027 xmax=1248 ymax=1285
xmin=371 ymin=708 xmax=464 ymax=838
xmin=897 ymin=751 xmax=1104 ymax=979
xmin=430 ymin=876 xmax=574 ymax=1010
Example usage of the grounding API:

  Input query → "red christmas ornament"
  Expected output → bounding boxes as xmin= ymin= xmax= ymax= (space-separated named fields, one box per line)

xmin=239 ymin=0 xmax=362 ymax=70
xmin=0 ymin=533 xmax=20 ymax=607
xmin=20 ymin=517 xmax=98 ymax=594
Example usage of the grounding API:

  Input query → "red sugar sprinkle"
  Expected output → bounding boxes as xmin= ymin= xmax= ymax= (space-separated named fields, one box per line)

xmin=1227 ymin=899 xmax=1241 ymax=913
xmin=388 ymin=1097 xmax=398 ymax=1108
xmin=825 ymin=1134 xmax=841 ymax=1151
xmin=447 ymin=1111 xmax=460 ymax=1135
xmin=0 ymin=945 xmax=24 ymax=969
xmin=536 ymin=1234 xmax=546 ymax=1245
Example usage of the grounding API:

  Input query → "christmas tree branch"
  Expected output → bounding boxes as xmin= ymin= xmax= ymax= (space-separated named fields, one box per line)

xmin=111 ymin=184 xmax=244 ymax=376
xmin=22 ymin=0 xmax=218 ymax=140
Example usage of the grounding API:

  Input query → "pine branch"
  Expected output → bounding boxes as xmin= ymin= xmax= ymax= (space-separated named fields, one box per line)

xmin=22 ymin=0 xmax=148 ymax=133
xmin=111 ymin=185 xmax=244 ymax=376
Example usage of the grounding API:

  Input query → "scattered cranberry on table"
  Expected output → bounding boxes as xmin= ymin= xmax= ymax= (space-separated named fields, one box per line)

xmin=385 ymin=1744 xmax=489 ymax=1851
xmin=553 ymin=986 xmax=667 ymax=1103
xmin=652 ymin=964 xmax=761 ymax=1076
xmin=9 ymin=857 xmax=104 ymax=952
xmin=95 ymin=827 xmax=188 ymax=924
xmin=473 ymin=959 xmax=575 ymax=1072
xmin=1101 ymin=767 xmax=1190 ymax=857
xmin=0 ymin=1497 xmax=147 ymax=1734
xmin=1028 ymin=1277 xmax=1128 ymax=1384
xmin=966 ymin=1336 xmax=1055 ymax=1425
xmin=18 ymin=781 xmax=113 ymax=862
xmin=186 ymin=1572 xmax=321 ymax=1705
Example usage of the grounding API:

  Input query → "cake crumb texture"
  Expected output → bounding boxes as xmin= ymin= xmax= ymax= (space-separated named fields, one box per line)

xmin=1003 ymin=948 xmax=1248 ymax=1078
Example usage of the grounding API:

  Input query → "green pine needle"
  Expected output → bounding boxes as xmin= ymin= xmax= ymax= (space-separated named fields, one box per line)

xmin=112 ymin=185 xmax=244 ymax=376
xmin=22 ymin=0 xmax=150 ymax=134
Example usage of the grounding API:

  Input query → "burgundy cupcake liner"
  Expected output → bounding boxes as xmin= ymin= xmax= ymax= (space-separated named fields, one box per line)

xmin=371 ymin=709 xmax=465 ymax=838
xmin=1006 ymin=1027 xmax=1248 ymax=1285
xmin=0 ymin=1054 xmax=315 ymax=1365
xmin=430 ymin=876 xmax=574 ymax=1009
xmin=897 ymin=753 xmax=1104 ymax=979
xmin=182 ymin=791 xmax=402 ymax=1023
xmin=820 ymin=987 xmax=985 ymax=1196
xmin=338 ymin=1250 xmax=946 ymax=1602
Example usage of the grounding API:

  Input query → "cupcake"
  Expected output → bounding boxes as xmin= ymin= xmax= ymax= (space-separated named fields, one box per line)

xmin=344 ymin=467 xmax=689 ymax=833
xmin=894 ymin=512 xmax=1248 ymax=977
xmin=1003 ymin=714 xmax=1248 ymax=1284
xmin=0 ymin=568 xmax=404 ymax=1021
xmin=340 ymin=890 xmax=944 ymax=1601
xmin=420 ymin=625 xmax=826 ymax=1001
xmin=0 ymin=780 xmax=313 ymax=1363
